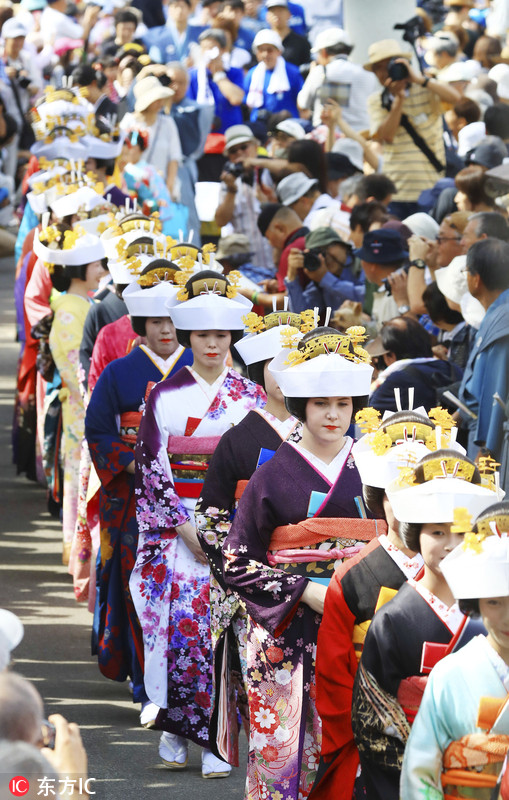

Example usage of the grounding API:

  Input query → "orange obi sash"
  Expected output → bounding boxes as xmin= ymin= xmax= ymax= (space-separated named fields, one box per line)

xmin=119 ymin=410 xmax=142 ymax=448
xmin=167 ymin=435 xmax=221 ymax=500
xmin=441 ymin=696 xmax=509 ymax=799
xmin=267 ymin=517 xmax=387 ymax=584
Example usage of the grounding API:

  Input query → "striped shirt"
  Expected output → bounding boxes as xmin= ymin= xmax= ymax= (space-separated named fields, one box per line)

xmin=368 ymin=84 xmax=445 ymax=202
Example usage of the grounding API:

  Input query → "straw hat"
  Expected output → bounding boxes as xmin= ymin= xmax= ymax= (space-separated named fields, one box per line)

xmin=133 ymin=76 xmax=174 ymax=113
xmin=364 ymin=39 xmax=413 ymax=71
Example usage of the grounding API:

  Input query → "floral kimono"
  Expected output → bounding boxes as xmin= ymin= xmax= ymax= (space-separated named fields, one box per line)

xmin=222 ymin=438 xmax=376 ymax=800
xmin=195 ymin=408 xmax=300 ymax=765
xmin=85 ymin=344 xmax=192 ymax=701
xmin=130 ymin=366 xmax=265 ymax=746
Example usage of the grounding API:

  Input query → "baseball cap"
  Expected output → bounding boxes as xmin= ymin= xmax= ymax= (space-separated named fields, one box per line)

xmin=305 ymin=227 xmax=351 ymax=250
xmin=274 ymin=119 xmax=305 ymax=140
xmin=468 ymin=135 xmax=507 ymax=169
xmin=277 ymin=172 xmax=318 ymax=205
xmin=224 ymin=124 xmax=255 ymax=152
xmin=311 ymin=27 xmax=351 ymax=54
xmin=2 ymin=18 xmax=28 ymax=38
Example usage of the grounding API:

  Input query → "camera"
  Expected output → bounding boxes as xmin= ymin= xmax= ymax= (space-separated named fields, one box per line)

xmin=303 ymin=249 xmax=323 ymax=272
xmin=224 ymin=161 xmax=245 ymax=179
xmin=394 ymin=15 xmax=428 ymax=46
xmin=17 ymin=72 xmax=31 ymax=90
xmin=387 ymin=58 xmax=409 ymax=82
xmin=41 ymin=719 xmax=56 ymax=750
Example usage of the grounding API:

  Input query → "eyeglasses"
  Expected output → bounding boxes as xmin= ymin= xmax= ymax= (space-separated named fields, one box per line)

xmin=436 ymin=236 xmax=461 ymax=244
xmin=228 ymin=143 xmax=249 ymax=156
xmin=325 ymin=250 xmax=347 ymax=270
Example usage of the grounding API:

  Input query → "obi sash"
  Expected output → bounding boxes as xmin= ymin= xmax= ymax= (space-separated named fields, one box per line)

xmin=120 ymin=410 xmax=142 ymax=448
xmin=440 ymin=696 xmax=509 ymax=799
xmin=267 ymin=517 xmax=387 ymax=585
xmin=168 ymin=435 xmax=221 ymax=499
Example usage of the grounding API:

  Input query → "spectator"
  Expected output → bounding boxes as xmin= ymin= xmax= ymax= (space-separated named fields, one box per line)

xmin=187 ymin=29 xmax=244 ymax=133
xmin=484 ymin=102 xmax=509 ymax=144
xmin=99 ymin=9 xmax=143 ymax=57
xmin=349 ymin=201 xmax=389 ymax=248
xmin=354 ymin=173 xmax=397 ymax=207
xmin=143 ymin=0 xmax=204 ymax=64
xmin=459 ymin=237 xmax=509 ymax=460
xmin=245 ymin=29 xmax=303 ymax=122
xmin=472 ymin=34 xmax=502 ymax=69
xmin=265 ymin=0 xmax=310 ymax=67
xmin=215 ymin=124 xmax=274 ymax=269
xmin=267 ymin=118 xmax=305 ymax=157
xmin=217 ymin=0 xmax=256 ymax=53
xmin=40 ymin=0 xmax=99 ymax=46
xmin=454 ymin=164 xmax=497 ymax=212
xmin=120 ymin=76 xmax=182 ymax=201
xmin=277 ymin=171 xmax=350 ymax=237
xmin=72 ymin=63 xmax=117 ymax=119
xmin=358 ymin=228 xmax=409 ymax=327
xmin=257 ymin=201 xmax=307 ymax=290
xmin=422 ymin=280 xmax=473 ymax=369
xmin=436 ymin=210 xmax=470 ymax=266
xmin=0 ymin=672 xmax=43 ymax=744
xmin=446 ymin=96 xmax=481 ymax=142
xmin=460 ymin=210 xmax=509 ymax=249
xmin=423 ymin=31 xmax=460 ymax=79
xmin=364 ymin=38 xmax=460 ymax=218
xmin=368 ymin=316 xmax=463 ymax=412
xmin=285 ymin=226 xmax=364 ymax=314
xmin=259 ymin=0 xmax=307 ymax=37
xmin=131 ymin=0 xmax=165 ymax=28
xmin=298 ymin=28 xmax=377 ymax=131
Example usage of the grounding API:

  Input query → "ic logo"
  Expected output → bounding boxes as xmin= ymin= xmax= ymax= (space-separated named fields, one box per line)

xmin=9 ymin=777 xmax=29 ymax=796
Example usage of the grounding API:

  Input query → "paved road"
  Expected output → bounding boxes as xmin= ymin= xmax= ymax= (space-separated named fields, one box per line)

xmin=0 ymin=255 xmax=247 ymax=798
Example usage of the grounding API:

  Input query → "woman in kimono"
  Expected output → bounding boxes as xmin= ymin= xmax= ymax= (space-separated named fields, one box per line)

xmin=33 ymin=224 xmax=107 ymax=564
xmin=130 ymin=269 xmax=265 ymax=779
xmin=85 ymin=260 xmax=193 ymax=720
xmin=195 ymin=306 xmax=308 ymax=765
xmin=222 ymin=326 xmax=377 ymax=800
xmin=401 ymin=501 xmax=509 ymax=799
xmin=351 ymin=450 xmax=503 ymax=800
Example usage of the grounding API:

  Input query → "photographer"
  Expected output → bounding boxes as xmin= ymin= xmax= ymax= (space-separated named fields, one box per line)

xmin=364 ymin=37 xmax=461 ymax=219
xmin=285 ymin=226 xmax=364 ymax=314
xmin=215 ymin=124 xmax=275 ymax=269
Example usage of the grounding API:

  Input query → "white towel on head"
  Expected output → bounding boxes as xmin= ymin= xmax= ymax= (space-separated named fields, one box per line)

xmin=245 ymin=56 xmax=290 ymax=109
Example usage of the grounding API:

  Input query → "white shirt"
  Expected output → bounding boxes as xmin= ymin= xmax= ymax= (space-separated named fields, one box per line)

xmin=40 ymin=6 xmax=83 ymax=45
xmin=298 ymin=56 xmax=377 ymax=131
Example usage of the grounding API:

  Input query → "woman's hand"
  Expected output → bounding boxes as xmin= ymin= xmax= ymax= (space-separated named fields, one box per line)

xmin=176 ymin=521 xmax=208 ymax=565
xmin=301 ymin=581 xmax=327 ymax=615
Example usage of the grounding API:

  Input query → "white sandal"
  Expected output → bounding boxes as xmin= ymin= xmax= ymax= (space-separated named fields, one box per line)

xmin=201 ymin=749 xmax=232 ymax=779
xmin=159 ymin=732 xmax=188 ymax=769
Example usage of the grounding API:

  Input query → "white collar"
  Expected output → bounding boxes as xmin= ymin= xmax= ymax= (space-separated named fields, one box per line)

xmin=378 ymin=534 xmax=423 ymax=580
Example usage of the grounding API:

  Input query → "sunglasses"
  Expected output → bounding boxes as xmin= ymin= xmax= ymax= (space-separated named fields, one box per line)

xmin=436 ymin=236 xmax=461 ymax=244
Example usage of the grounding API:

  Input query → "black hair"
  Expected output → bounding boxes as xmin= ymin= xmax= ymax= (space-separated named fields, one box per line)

xmin=199 ymin=29 xmax=227 ymax=49
xmin=356 ymin=174 xmax=397 ymax=204
xmin=484 ymin=103 xmax=509 ymax=140
xmin=363 ymin=485 xmax=386 ymax=519
xmin=466 ymin=237 xmax=509 ymax=291
xmin=469 ymin=211 xmax=509 ymax=241
xmin=130 ymin=316 xmax=147 ymax=336
xmin=458 ymin=598 xmax=481 ymax=617
xmin=89 ymin=157 xmax=116 ymax=176
xmin=220 ymin=0 xmax=245 ymax=9
xmin=285 ymin=394 xmax=367 ymax=423
xmin=115 ymin=283 xmax=128 ymax=299
xmin=324 ymin=42 xmax=353 ymax=57
xmin=114 ymin=9 xmax=139 ymax=26
xmin=247 ymin=359 xmax=268 ymax=390
xmin=72 ymin=63 xmax=106 ymax=90
xmin=422 ymin=282 xmax=464 ymax=326
xmin=380 ymin=317 xmax=433 ymax=360
xmin=349 ymin=201 xmax=389 ymax=234
xmin=287 ymin=139 xmax=328 ymax=193
xmin=176 ymin=328 xmax=244 ymax=348
xmin=453 ymin=97 xmax=481 ymax=126
xmin=49 ymin=263 xmax=88 ymax=293
xmin=399 ymin=521 xmax=422 ymax=553
xmin=474 ymin=500 xmax=509 ymax=528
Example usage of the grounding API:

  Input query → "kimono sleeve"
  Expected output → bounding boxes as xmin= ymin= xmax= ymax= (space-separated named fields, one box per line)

xmin=135 ymin=384 xmax=189 ymax=534
xmin=195 ymin=431 xmax=239 ymax=590
xmin=400 ymin=666 xmax=452 ymax=800
xmin=85 ymin=365 xmax=134 ymax=487
xmin=49 ymin=307 xmax=82 ymax=396
xmin=221 ymin=464 xmax=308 ymax=637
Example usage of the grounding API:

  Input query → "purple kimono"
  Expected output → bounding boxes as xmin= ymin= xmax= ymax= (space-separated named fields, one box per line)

xmin=223 ymin=440 xmax=367 ymax=799
xmin=130 ymin=366 xmax=265 ymax=746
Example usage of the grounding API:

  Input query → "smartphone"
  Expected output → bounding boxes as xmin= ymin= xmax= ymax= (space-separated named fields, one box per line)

xmin=317 ymin=82 xmax=351 ymax=107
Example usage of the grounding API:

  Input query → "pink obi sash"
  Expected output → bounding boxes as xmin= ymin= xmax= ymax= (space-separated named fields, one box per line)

xmin=167 ymin=435 xmax=221 ymax=499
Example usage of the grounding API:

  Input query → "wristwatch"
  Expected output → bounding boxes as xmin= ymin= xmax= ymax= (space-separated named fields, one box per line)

xmin=398 ymin=304 xmax=410 ymax=315
xmin=213 ymin=71 xmax=227 ymax=83
xmin=409 ymin=259 xmax=426 ymax=270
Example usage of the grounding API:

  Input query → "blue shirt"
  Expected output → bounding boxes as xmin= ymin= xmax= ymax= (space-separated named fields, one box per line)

xmin=285 ymin=262 xmax=365 ymax=314
xmin=258 ymin=1 xmax=307 ymax=36
xmin=244 ymin=60 xmax=303 ymax=121
xmin=459 ymin=287 xmax=509 ymax=459
xmin=143 ymin=22 xmax=204 ymax=63
xmin=187 ymin=67 xmax=244 ymax=133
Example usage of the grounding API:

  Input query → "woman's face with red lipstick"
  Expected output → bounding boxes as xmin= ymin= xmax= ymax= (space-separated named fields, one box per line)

xmin=189 ymin=330 xmax=232 ymax=373
xmin=304 ymin=397 xmax=353 ymax=448
xmin=144 ymin=317 xmax=178 ymax=359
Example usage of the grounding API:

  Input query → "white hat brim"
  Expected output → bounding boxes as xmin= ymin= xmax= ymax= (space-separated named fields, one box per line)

xmin=269 ymin=348 xmax=373 ymax=398
xmin=234 ymin=324 xmax=299 ymax=365
xmin=122 ymin=281 xmax=180 ymax=316
xmin=442 ymin=534 xmax=509 ymax=599
xmin=168 ymin=293 xmax=252 ymax=331
xmin=387 ymin=476 xmax=503 ymax=524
